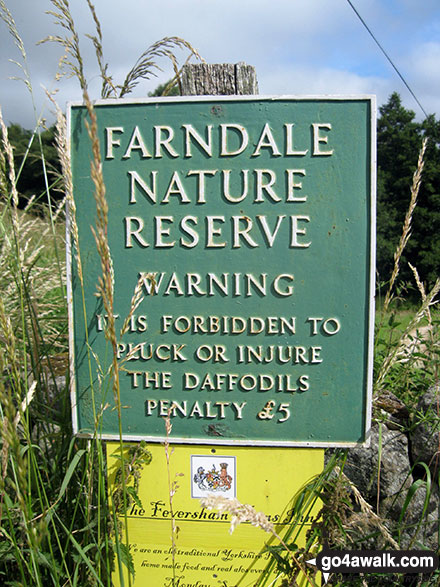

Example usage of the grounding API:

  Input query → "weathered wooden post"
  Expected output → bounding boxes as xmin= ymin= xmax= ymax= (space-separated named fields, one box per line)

xmin=180 ymin=62 xmax=259 ymax=96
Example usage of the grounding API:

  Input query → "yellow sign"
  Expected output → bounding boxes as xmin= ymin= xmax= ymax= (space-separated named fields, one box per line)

xmin=107 ymin=443 xmax=323 ymax=586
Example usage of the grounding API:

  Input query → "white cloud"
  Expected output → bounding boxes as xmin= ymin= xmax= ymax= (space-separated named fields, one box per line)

xmin=383 ymin=40 xmax=440 ymax=117
xmin=406 ymin=42 xmax=440 ymax=94
xmin=259 ymin=65 xmax=393 ymax=104
xmin=0 ymin=0 xmax=439 ymax=127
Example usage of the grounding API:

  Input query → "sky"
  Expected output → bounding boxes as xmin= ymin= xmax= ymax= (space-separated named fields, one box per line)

xmin=0 ymin=0 xmax=439 ymax=129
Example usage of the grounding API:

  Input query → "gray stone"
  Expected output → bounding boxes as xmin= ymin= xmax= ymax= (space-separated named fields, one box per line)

xmin=330 ymin=409 xmax=440 ymax=552
xmin=410 ymin=384 xmax=440 ymax=474
xmin=47 ymin=374 xmax=67 ymax=405
xmin=381 ymin=483 xmax=439 ymax=550
xmin=344 ymin=423 xmax=412 ymax=502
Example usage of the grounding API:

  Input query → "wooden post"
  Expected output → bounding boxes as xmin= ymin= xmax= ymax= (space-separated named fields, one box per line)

xmin=180 ymin=62 xmax=258 ymax=96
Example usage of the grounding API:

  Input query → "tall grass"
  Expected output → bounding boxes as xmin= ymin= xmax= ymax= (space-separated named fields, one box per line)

xmin=0 ymin=1 xmax=439 ymax=586
xmin=0 ymin=1 xmax=201 ymax=586
xmin=0 ymin=104 xmax=115 ymax=586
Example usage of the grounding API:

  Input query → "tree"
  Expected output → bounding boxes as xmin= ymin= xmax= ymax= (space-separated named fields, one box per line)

xmin=6 ymin=123 xmax=61 ymax=210
xmin=415 ymin=114 xmax=440 ymax=285
xmin=148 ymin=79 xmax=180 ymax=97
xmin=376 ymin=93 xmax=440 ymax=289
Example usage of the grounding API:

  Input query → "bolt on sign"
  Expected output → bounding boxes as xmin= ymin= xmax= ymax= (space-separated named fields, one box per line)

xmin=106 ymin=443 xmax=323 ymax=586
xmin=68 ymin=95 xmax=376 ymax=446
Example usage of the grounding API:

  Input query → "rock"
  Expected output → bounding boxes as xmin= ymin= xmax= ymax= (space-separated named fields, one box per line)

xmin=410 ymin=384 xmax=440 ymax=474
xmin=374 ymin=389 xmax=410 ymax=421
xmin=331 ymin=409 xmax=439 ymax=552
xmin=374 ymin=389 xmax=410 ymax=430
xmin=381 ymin=483 xmax=439 ymax=550
xmin=344 ymin=423 xmax=412 ymax=502
xmin=46 ymin=374 xmax=68 ymax=406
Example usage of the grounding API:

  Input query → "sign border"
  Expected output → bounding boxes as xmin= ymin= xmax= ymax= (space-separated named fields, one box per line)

xmin=67 ymin=94 xmax=376 ymax=447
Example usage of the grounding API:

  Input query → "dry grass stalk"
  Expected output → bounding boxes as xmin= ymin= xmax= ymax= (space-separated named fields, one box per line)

xmin=408 ymin=263 xmax=437 ymax=351
xmin=201 ymin=495 xmax=275 ymax=535
xmin=84 ymin=0 xmax=117 ymax=98
xmin=0 ymin=297 xmax=20 ymax=389
xmin=13 ymin=381 xmax=37 ymax=428
xmin=83 ymin=97 xmax=121 ymax=414
xmin=0 ymin=106 xmax=66 ymax=365
xmin=408 ymin=263 xmax=440 ymax=476
xmin=54 ymin=105 xmax=83 ymax=285
xmin=119 ymin=36 xmax=203 ymax=97
xmin=0 ymin=1 xmax=205 ymax=582
xmin=0 ymin=203 xmax=66 ymax=358
xmin=0 ymin=0 xmax=30 ymax=93
xmin=376 ymin=148 xmax=440 ymax=387
xmin=45 ymin=1 xmax=203 ymax=100
xmin=163 ymin=413 xmax=183 ymax=585
xmin=0 ymin=107 xmax=19 ymax=223
xmin=200 ymin=494 xmax=316 ymax=586
xmin=382 ymin=138 xmax=427 ymax=313
xmin=335 ymin=468 xmax=400 ymax=549
xmin=79 ymin=83 xmax=132 ymax=574
xmin=376 ymin=276 xmax=440 ymax=390
xmin=120 ymin=275 xmax=145 ymax=337
xmin=44 ymin=0 xmax=88 ymax=89
xmin=45 ymin=6 xmax=138 ymax=583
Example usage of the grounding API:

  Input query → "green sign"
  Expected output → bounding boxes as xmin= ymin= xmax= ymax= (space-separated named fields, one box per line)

xmin=68 ymin=96 xmax=375 ymax=446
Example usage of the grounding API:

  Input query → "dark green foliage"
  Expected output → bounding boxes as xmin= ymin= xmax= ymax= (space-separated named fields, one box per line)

xmin=377 ymin=93 xmax=440 ymax=289
xmin=111 ymin=442 xmax=152 ymax=514
xmin=6 ymin=123 xmax=61 ymax=209
xmin=148 ymin=78 xmax=180 ymax=97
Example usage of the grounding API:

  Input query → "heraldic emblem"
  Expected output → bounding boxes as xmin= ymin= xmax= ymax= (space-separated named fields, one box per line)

xmin=191 ymin=455 xmax=236 ymax=498
xmin=194 ymin=462 xmax=232 ymax=491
